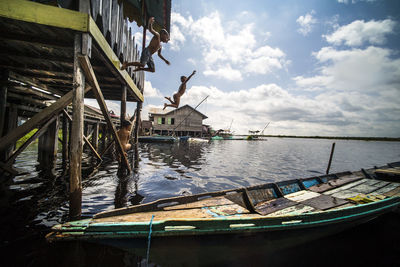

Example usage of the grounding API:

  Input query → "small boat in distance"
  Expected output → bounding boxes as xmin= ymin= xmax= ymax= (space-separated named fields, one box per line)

xmin=247 ymin=122 xmax=269 ymax=140
xmin=138 ymin=135 xmax=178 ymax=143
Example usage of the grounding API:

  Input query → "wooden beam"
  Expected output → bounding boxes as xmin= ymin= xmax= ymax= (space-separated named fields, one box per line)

xmin=0 ymin=52 xmax=73 ymax=65
xmin=0 ymin=161 xmax=17 ymax=175
xmin=0 ymin=32 xmax=73 ymax=49
xmin=89 ymin=18 xmax=143 ymax=102
xmin=5 ymin=116 xmax=57 ymax=165
xmin=9 ymin=71 xmax=64 ymax=97
xmin=78 ymin=54 xmax=131 ymax=172
xmin=7 ymin=92 xmax=47 ymax=107
xmin=0 ymin=84 xmax=91 ymax=152
xmin=0 ymin=0 xmax=89 ymax=32
xmin=9 ymin=85 xmax=58 ymax=100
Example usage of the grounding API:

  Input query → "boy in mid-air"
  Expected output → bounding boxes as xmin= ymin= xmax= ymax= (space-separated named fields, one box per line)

xmin=163 ymin=70 xmax=196 ymax=110
xmin=121 ymin=17 xmax=170 ymax=72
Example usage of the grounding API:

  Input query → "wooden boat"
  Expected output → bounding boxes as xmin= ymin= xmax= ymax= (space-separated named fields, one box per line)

xmin=47 ymin=163 xmax=400 ymax=261
xmin=138 ymin=135 xmax=178 ymax=143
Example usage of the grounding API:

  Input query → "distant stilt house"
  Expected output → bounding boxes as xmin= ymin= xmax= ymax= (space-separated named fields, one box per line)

xmin=149 ymin=105 xmax=208 ymax=137
xmin=141 ymin=120 xmax=153 ymax=135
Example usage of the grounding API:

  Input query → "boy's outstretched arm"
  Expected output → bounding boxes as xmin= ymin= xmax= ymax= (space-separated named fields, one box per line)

xmin=157 ymin=47 xmax=170 ymax=65
xmin=148 ymin=17 xmax=158 ymax=37
xmin=184 ymin=70 xmax=196 ymax=84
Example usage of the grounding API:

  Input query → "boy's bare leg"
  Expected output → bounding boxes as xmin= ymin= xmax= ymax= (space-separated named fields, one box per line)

xmin=133 ymin=67 xmax=155 ymax=72
xmin=164 ymin=96 xmax=174 ymax=104
xmin=121 ymin=61 xmax=142 ymax=70
xmin=163 ymin=103 xmax=178 ymax=110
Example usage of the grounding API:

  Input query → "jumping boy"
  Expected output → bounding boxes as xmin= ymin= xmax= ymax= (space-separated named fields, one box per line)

xmin=163 ymin=70 xmax=196 ymax=110
xmin=121 ymin=17 xmax=170 ymax=73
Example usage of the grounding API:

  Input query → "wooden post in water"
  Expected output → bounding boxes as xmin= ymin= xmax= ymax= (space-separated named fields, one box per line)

xmin=5 ymin=105 xmax=18 ymax=162
xmin=41 ymin=116 xmax=60 ymax=175
xmin=62 ymin=111 xmax=69 ymax=168
xmin=326 ymin=142 xmax=336 ymax=174
xmin=0 ymin=70 xmax=8 ymax=139
xmin=121 ymin=86 xmax=127 ymax=122
xmin=69 ymin=0 xmax=91 ymax=220
xmin=92 ymin=122 xmax=99 ymax=151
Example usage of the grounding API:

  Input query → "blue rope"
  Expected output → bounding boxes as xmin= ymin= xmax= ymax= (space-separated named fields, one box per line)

xmin=146 ymin=215 xmax=155 ymax=266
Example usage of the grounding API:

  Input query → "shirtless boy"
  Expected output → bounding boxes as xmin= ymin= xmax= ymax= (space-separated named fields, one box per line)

xmin=121 ymin=17 xmax=170 ymax=73
xmin=163 ymin=70 xmax=196 ymax=110
xmin=117 ymin=120 xmax=132 ymax=155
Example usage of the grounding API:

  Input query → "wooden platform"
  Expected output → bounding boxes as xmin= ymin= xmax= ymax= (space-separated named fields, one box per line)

xmin=0 ymin=0 xmax=143 ymax=102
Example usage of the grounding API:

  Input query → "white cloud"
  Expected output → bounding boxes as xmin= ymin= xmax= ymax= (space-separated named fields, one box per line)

xmin=293 ymin=45 xmax=400 ymax=136
xmin=297 ymin=10 xmax=317 ymax=36
xmin=143 ymin=80 xmax=163 ymax=98
xmin=170 ymin=11 xmax=288 ymax=80
xmin=203 ymin=64 xmax=243 ymax=81
xmin=324 ymin=19 xmax=396 ymax=46
xmin=180 ymin=83 xmax=360 ymax=136
xmin=309 ymin=46 xmax=400 ymax=92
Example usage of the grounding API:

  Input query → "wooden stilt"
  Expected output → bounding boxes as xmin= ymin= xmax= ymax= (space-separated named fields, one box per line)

xmin=121 ymin=85 xmax=127 ymax=122
xmin=4 ymin=105 xmax=18 ymax=161
xmin=0 ymin=71 xmax=8 ymax=138
xmin=78 ymin=55 xmax=131 ymax=172
xmin=62 ymin=110 xmax=69 ymax=167
xmin=43 ymin=115 xmax=59 ymax=175
xmin=69 ymin=34 xmax=86 ymax=220
xmin=93 ymin=122 xmax=99 ymax=151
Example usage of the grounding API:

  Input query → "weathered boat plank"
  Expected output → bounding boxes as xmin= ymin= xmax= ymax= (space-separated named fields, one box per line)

xmin=255 ymin=197 xmax=298 ymax=215
xmin=265 ymin=204 xmax=315 ymax=217
xmin=300 ymin=194 xmax=348 ymax=210
xmin=331 ymin=190 xmax=360 ymax=199
xmin=164 ymin=196 xmax=236 ymax=210
xmin=284 ymin=190 xmax=320 ymax=202
xmin=373 ymin=183 xmax=400 ymax=195
xmin=324 ymin=179 xmax=368 ymax=195
xmin=350 ymin=183 xmax=382 ymax=194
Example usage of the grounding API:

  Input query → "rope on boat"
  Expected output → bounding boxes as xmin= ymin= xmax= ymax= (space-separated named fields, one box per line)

xmin=146 ymin=215 xmax=155 ymax=266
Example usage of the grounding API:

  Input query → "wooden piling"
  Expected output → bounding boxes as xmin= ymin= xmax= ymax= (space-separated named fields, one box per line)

xmin=326 ymin=142 xmax=336 ymax=175
xmin=121 ymin=85 xmax=127 ymax=122
xmin=0 ymin=71 xmax=8 ymax=138
xmin=43 ymin=116 xmax=59 ymax=175
xmin=93 ymin=122 xmax=99 ymax=151
xmin=62 ymin=111 xmax=69 ymax=167
xmin=4 ymin=105 xmax=18 ymax=161
xmin=69 ymin=32 xmax=85 ymax=220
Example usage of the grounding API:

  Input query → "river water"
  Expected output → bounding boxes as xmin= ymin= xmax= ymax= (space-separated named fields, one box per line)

xmin=2 ymin=137 xmax=400 ymax=266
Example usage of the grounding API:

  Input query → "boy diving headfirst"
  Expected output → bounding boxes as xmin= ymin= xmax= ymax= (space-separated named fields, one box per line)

xmin=163 ymin=70 xmax=196 ymax=110
xmin=121 ymin=17 xmax=170 ymax=73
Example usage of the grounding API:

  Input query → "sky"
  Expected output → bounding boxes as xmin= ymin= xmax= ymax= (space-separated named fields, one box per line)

xmin=86 ymin=0 xmax=400 ymax=137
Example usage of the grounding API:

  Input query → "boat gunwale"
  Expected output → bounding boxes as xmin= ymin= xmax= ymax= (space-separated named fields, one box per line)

xmin=48 ymin=196 xmax=400 ymax=241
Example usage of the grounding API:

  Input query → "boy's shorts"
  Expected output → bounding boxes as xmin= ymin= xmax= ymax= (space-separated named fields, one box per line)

xmin=140 ymin=47 xmax=155 ymax=70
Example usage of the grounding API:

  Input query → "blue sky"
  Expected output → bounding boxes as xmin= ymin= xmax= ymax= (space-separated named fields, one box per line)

xmin=87 ymin=0 xmax=400 ymax=137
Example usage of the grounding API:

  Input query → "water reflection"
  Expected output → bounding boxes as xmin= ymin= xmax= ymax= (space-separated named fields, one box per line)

xmin=2 ymin=138 xmax=400 ymax=266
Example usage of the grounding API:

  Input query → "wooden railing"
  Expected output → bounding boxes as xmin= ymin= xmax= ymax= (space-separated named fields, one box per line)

xmin=32 ymin=0 xmax=145 ymax=93
xmin=89 ymin=0 xmax=144 ymax=92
